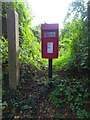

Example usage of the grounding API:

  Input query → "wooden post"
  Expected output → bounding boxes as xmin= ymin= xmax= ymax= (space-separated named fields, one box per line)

xmin=7 ymin=9 xmax=19 ymax=89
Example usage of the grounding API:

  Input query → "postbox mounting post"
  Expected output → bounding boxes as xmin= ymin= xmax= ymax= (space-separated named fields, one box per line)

xmin=48 ymin=58 xmax=52 ymax=79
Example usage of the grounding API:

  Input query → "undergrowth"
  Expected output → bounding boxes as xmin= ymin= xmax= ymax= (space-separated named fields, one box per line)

xmin=49 ymin=76 xmax=90 ymax=119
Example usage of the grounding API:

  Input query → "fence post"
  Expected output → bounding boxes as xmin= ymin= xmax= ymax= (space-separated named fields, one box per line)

xmin=7 ymin=9 xmax=19 ymax=89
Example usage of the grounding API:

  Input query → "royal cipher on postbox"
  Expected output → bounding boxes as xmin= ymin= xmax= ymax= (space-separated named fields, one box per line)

xmin=41 ymin=24 xmax=59 ymax=59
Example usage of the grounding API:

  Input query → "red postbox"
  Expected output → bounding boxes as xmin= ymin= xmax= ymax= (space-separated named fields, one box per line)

xmin=41 ymin=24 xmax=59 ymax=59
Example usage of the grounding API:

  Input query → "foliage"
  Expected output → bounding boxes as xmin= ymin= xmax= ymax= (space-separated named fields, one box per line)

xmin=1 ymin=36 xmax=8 ymax=63
xmin=2 ymin=1 xmax=47 ymax=69
xmin=53 ymin=0 xmax=88 ymax=72
xmin=49 ymin=77 xmax=90 ymax=118
xmin=2 ymin=0 xmax=88 ymax=70
xmin=2 ymin=1 xmax=88 ymax=71
xmin=31 ymin=24 xmax=41 ymax=43
xmin=2 ymin=88 xmax=33 ymax=118
xmin=64 ymin=0 xmax=87 ymax=21
xmin=54 ymin=113 xmax=63 ymax=119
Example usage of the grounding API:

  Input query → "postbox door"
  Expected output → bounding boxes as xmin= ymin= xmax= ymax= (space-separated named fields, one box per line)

xmin=42 ymin=39 xmax=58 ymax=58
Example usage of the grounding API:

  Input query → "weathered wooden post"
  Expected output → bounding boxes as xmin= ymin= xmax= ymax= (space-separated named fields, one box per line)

xmin=7 ymin=9 xmax=19 ymax=89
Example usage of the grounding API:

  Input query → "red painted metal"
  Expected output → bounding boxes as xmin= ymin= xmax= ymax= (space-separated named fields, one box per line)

xmin=41 ymin=24 xmax=59 ymax=58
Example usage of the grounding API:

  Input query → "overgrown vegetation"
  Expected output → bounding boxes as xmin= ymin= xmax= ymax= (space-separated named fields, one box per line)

xmin=2 ymin=2 xmax=47 ymax=68
xmin=49 ymin=76 xmax=90 ymax=118
xmin=1 ymin=0 xmax=90 ymax=119
xmin=49 ymin=1 xmax=89 ymax=119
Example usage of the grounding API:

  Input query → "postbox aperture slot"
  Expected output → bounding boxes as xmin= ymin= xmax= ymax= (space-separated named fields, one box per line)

xmin=42 ymin=29 xmax=58 ymax=38
xmin=44 ymin=32 xmax=56 ymax=38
